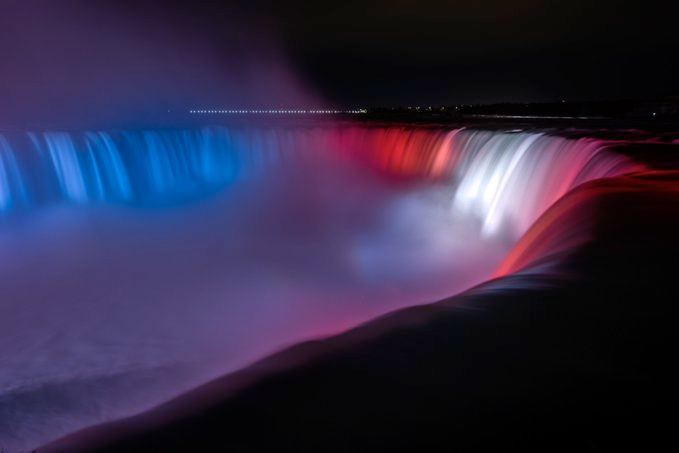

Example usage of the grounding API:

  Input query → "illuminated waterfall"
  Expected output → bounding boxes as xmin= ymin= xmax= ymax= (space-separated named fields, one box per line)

xmin=0 ymin=129 xmax=283 ymax=211
xmin=0 ymin=127 xmax=636 ymax=238
xmin=322 ymin=127 xmax=637 ymax=236
xmin=0 ymin=125 xmax=639 ymax=452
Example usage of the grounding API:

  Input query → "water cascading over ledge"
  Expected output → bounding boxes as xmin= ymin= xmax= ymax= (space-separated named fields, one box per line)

xmin=0 ymin=127 xmax=636 ymax=229
xmin=0 ymin=126 xmax=639 ymax=452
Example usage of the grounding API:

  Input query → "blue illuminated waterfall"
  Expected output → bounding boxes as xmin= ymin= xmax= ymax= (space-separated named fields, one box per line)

xmin=0 ymin=128 xmax=292 ymax=212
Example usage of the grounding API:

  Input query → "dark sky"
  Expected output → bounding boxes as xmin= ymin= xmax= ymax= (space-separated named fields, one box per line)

xmin=1 ymin=0 xmax=677 ymax=125
xmin=252 ymin=0 xmax=677 ymax=105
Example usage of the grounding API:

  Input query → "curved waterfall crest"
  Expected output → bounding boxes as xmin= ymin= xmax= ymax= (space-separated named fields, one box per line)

xmin=0 ymin=126 xmax=636 ymax=238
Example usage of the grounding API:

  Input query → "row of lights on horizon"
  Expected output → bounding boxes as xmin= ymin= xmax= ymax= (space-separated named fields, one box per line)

xmin=189 ymin=109 xmax=367 ymax=115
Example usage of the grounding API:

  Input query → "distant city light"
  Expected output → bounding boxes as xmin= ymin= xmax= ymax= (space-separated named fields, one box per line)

xmin=188 ymin=108 xmax=367 ymax=115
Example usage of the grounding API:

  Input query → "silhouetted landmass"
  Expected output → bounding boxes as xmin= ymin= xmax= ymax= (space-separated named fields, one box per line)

xmin=363 ymin=97 xmax=679 ymax=127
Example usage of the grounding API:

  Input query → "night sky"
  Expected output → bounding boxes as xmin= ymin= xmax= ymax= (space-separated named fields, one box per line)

xmin=255 ymin=0 xmax=677 ymax=105
xmin=1 ymin=0 xmax=676 ymax=125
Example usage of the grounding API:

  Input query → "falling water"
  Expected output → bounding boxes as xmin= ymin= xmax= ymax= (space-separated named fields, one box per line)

xmin=0 ymin=126 xmax=637 ymax=452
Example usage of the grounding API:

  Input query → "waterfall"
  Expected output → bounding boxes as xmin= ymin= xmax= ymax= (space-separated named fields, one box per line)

xmin=0 ymin=127 xmax=636 ymax=239
xmin=319 ymin=127 xmax=637 ymax=236
xmin=0 ymin=128 xmax=281 ymax=211
xmin=0 ymin=125 xmax=639 ymax=452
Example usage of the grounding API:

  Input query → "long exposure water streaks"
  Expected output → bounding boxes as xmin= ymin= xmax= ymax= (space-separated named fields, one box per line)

xmin=0 ymin=127 xmax=635 ymax=223
xmin=0 ymin=126 xmax=639 ymax=451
